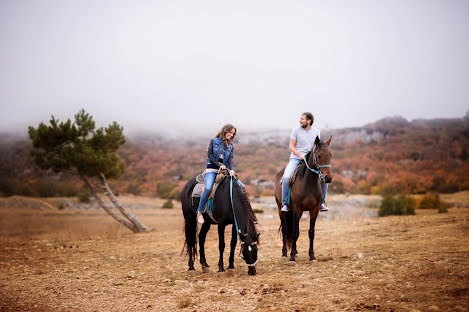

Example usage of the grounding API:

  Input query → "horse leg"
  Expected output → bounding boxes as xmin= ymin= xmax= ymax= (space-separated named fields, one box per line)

xmin=280 ymin=214 xmax=288 ymax=258
xmin=290 ymin=212 xmax=301 ymax=262
xmin=309 ymin=211 xmax=319 ymax=261
xmin=184 ymin=213 xmax=196 ymax=270
xmin=199 ymin=222 xmax=211 ymax=269
xmin=188 ymin=246 xmax=195 ymax=271
xmin=218 ymin=225 xmax=226 ymax=272
xmin=228 ymin=225 xmax=237 ymax=269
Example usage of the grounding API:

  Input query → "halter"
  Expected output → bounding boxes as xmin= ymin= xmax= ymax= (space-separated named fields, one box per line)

xmin=303 ymin=145 xmax=332 ymax=182
xmin=239 ymin=241 xmax=258 ymax=267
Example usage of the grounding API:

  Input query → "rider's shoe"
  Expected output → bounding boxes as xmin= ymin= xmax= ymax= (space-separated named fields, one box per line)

xmin=281 ymin=205 xmax=288 ymax=212
xmin=197 ymin=211 xmax=205 ymax=224
xmin=320 ymin=203 xmax=329 ymax=212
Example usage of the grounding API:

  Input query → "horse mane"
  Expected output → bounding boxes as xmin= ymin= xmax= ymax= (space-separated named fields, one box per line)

xmin=297 ymin=142 xmax=326 ymax=178
xmin=296 ymin=151 xmax=310 ymax=178
xmin=232 ymin=180 xmax=259 ymax=236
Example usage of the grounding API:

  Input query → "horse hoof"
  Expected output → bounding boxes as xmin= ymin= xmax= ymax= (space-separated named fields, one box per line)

xmin=202 ymin=266 xmax=211 ymax=273
xmin=286 ymin=261 xmax=296 ymax=266
xmin=280 ymin=256 xmax=288 ymax=261
xmin=309 ymin=259 xmax=317 ymax=262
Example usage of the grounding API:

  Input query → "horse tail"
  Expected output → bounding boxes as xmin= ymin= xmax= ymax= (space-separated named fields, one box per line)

xmin=285 ymin=210 xmax=294 ymax=248
xmin=180 ymin=178 xmax=198 ymax=263
xmin=279 ymin=210 xmax=294 ymax=249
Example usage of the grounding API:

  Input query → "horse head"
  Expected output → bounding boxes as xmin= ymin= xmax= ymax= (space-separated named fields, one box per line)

xmin=240 ymin=232 xmax=260 ymax=275
xmin=310 ymin=136 xmax=333 ymax=183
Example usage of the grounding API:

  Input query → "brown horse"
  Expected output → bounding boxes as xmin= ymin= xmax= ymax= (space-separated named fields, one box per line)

xmin=274 ymin=136 xmax=333 ymax=263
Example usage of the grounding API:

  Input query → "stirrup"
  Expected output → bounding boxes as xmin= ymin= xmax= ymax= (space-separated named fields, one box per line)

xmin=281 ymin=205 xmax=288 ymax=212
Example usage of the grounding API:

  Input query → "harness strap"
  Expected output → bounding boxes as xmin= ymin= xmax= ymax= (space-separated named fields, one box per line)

xmin=205 ymin=199 xmax=218 ymax=223
xmin=302 ymin=151 xmax=331 ymax=204
xmin=303 ymin=158 xmax=323 ymax=178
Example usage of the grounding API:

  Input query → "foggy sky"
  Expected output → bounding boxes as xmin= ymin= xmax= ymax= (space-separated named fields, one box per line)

xmin=1 ymin=0 xmax=468 ymax=136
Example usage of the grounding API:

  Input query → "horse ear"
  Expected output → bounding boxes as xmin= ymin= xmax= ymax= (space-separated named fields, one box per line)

xmin=325 ymin=135 xmax=332 ymax=147
xmin=314 ymin=136 xmax=320 ymax=147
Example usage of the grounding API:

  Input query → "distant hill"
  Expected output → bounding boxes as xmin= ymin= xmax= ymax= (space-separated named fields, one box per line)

xmin=1 ymin=115 xmax=468 ymax=198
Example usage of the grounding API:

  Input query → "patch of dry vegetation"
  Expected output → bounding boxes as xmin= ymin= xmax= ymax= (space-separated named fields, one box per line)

xmin=0 ymin=196 xmax=468 ymax=311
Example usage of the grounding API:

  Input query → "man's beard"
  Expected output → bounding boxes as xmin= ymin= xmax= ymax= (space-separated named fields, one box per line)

xmin=301 ymin=123 xmax=308 ymax=129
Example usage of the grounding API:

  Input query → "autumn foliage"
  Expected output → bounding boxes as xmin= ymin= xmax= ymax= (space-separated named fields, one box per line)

xmin=0 ymin=115 xmax=468 ymax=198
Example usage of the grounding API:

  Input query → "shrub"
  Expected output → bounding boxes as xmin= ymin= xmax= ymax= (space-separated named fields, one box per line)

xmin=13 ymin=182 xmax=38 ymax=197
xmin=126 ymin=183 xmax=141 ymax=196
xmin=158 ymin=183 xmax=176 ymax=199
xmin=438 ymin=183 xmax=459 ymax=194
xmin=0 ymin=177 xmax=15 ymax=196
xmin=418 ymin=193 xmax=440 ymax=209
xmin=261 ymin=188 xmax=274 ymax=197
xmin=329 ymin=180 xmax=345 ymax=194
xmin=378 ymin=194 xmax=416 ymax=217
xmin=77 ymin=190 xmax=91 ymax=203
xmin=162 ymin=199 xmax=173 ymax=209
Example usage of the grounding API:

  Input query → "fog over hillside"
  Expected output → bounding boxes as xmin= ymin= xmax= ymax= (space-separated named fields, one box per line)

xmin=1 ymin=114 xmax=467 ymax=146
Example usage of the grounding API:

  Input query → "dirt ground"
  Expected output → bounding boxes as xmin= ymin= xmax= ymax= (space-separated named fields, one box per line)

xmin=0 ymin=195 xmax=468 ymax=311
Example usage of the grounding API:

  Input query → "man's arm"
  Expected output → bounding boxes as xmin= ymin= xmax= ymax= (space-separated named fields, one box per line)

xmin=289 ymin=139 xmax=304 ymax=160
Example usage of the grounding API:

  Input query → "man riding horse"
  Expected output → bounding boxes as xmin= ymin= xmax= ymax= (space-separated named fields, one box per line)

xmin=275 ymin=112 xmax=333 ymax=262
xmin=280 ymin=112 xmax=330 ymax=213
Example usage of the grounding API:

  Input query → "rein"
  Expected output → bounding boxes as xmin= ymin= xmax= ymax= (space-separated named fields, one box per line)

xmin=229 ymin=175 xmax=241 ymax=238
xmin=229 ymin=175 xmax=258 ymax=266
xmin=303 ymin=146 xmax=331 ymax=182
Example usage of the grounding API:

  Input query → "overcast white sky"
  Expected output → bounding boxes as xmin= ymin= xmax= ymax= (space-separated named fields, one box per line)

xmin=1 ymin=0 xmax=468 ymax=135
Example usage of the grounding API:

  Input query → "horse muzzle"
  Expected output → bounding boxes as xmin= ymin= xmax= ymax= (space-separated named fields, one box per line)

xmin=325 ymin=175 xmax=332 ymax=183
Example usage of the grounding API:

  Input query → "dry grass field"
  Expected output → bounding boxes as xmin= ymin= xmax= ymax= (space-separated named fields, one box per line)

xmin=1 ymin=194 xmax=468 ymax=311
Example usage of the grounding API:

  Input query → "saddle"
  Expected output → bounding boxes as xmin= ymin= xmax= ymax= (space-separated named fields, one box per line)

xmin=289 ymin=163 xmax=303 ymax=186
xmin=191 ymin=170 xmax=227 ymax=199
xmin=191 ymin=170 xmax=228 ymax=223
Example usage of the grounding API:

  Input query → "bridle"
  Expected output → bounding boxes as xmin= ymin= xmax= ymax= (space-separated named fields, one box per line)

xmin=303 ymin=145 xmax=332 ymax=182
xmin=239 ymin=241 xmax=258 ymax=267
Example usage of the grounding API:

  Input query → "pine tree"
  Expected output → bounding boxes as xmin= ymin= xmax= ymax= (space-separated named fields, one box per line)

xmin=28 ymin=109 xmax=149 ymax=233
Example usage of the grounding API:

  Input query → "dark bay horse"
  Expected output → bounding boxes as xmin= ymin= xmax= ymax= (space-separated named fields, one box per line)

xmin=274 ymin=136 xmax=333 ymax=263
xmin=181 ymin=174 xmax=260 ymax=275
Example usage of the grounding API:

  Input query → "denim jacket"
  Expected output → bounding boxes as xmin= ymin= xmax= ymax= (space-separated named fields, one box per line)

xmin=206 ymin=137 xmax=234 ymax=170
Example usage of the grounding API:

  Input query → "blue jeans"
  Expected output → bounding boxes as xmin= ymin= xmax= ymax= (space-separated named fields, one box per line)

xmin=197 ymin=172 xmax=246 ymax=213
xmin=197 ymin=172 xmax=217 ymax=212
xmin=281 ymin=158 xmax=328 ymax=206
xmin=281 ymin=158 xmax=301 ymax=206
xmin=322 ymin=182 xmax=328 ymax=203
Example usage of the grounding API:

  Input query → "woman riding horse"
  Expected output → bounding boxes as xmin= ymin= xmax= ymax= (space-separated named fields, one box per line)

xmin=197 ymin=124 xmax=245 ymax=224
xmin=181 ymin=124 xmax=259 ymax=275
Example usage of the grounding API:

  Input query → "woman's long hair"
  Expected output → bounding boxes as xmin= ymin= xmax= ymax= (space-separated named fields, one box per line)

xmin=215 ymin=124 xmax=237 ymax=146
